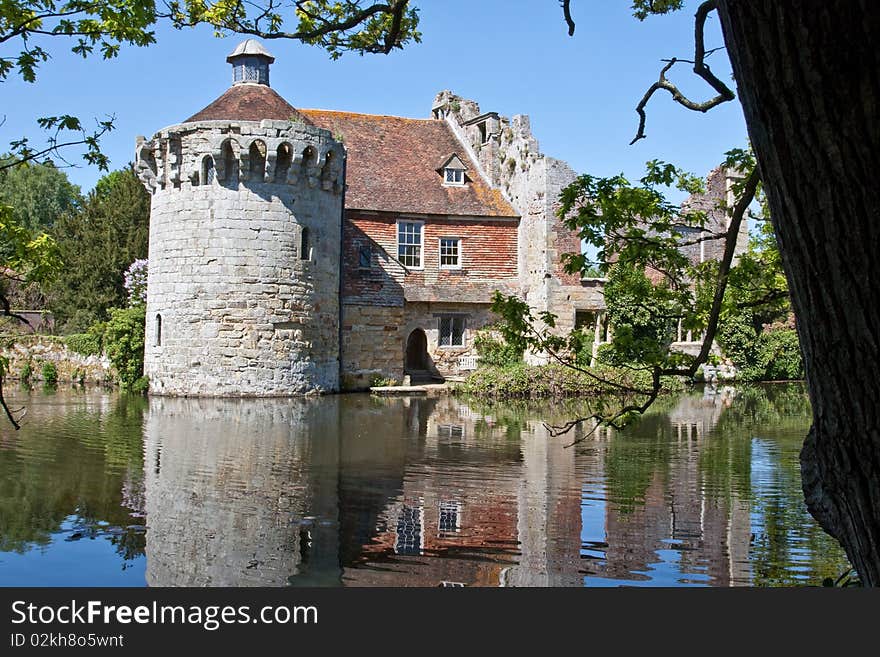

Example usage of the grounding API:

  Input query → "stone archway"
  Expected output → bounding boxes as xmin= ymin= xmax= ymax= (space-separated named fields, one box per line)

xmin=405 ymin=329 xmax=429 ymax=372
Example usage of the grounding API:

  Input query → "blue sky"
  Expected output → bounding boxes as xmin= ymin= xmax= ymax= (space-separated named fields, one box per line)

xmin=2 ymin=1 xmax=749 ymax=193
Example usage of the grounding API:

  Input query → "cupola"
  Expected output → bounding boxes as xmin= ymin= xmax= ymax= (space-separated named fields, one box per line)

xmin=227 ymin=39 xmax=275 ymax=86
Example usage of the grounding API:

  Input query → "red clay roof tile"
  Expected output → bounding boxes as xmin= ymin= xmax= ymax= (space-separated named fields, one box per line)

xmin=300 ymin=109 xmax=518 ymax=218
xmin=184 ymin=84 xmax=312 ymax=124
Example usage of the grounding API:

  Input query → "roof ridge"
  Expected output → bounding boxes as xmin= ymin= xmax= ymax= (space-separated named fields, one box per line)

xmin=299 ymin=108 xmax=439 ymax=123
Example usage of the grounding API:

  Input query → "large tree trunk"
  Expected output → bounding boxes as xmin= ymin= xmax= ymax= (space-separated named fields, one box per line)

xmin=716 ymin=1 xmax=880 ymax=585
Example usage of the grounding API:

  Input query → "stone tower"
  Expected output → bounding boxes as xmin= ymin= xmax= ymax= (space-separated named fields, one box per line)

xmin=135 ymin=40 xmax=345 ymax=396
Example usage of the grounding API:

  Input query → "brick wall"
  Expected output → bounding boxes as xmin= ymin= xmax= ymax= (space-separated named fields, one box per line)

xmin=343 ymin=212 xmax=519 ymax=292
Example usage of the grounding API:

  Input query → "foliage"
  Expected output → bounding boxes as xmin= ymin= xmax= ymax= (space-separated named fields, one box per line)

xmin=40 ymin=361 xmax=57 ymax=386
xmin=473 ymin=329 xmax=522 ymax=367
xmin=123 ymin=258 xmax=148 ymax=307
xmin=457 ymin=362 xmax=684 ymax=400
xmin=0 ymin=157 xmax=82 ymax=233
xmin=64 ymin=331 xmax=103 ymax=357
xmin=1 ymin=1 xmax=419 ymax=169
xmin=19 ymin=360 xmax=32 ymax=383
xmin=369 ymin=374 xmax=397 ymax=387
xmin=757 ymin=330 xmax=803 ymax=381
xmin=102 ymin=305 xmax=145 ymax=388
xmin=0 ymin=204 xmax=62 ymax=286
xmin=47 ymin=166 xmax=149 ymax=331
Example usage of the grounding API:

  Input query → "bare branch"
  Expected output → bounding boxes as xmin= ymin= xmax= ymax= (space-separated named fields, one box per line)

xmin=561 ymin=0 xmax=575 ymax=36
xmin=630 ymin=0 xmax=735 ymax=144
xmin=547 ymin=367 xmax=663 ymax=446
xmin=0 ymin=376 xmax=22 ymax=431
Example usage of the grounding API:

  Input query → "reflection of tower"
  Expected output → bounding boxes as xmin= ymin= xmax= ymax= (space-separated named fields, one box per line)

xmin=136 ymin=40 xmax=345 ymax=396
xmin=143 ymin=396 xmax=341 ymax=586
xmin=504 ymin=421 xmax=582 ymax=587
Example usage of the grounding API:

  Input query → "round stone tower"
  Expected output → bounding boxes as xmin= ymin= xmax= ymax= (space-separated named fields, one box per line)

xmin=135 ymin=40 xmax=345 ymax=396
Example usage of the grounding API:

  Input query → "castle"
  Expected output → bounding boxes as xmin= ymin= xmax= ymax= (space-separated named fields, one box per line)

xmin=135 ymin=41 xmax=734 ymax=396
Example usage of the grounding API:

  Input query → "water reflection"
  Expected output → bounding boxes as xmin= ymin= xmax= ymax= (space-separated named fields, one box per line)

xmin=0 ymin=383 xmax=850 ymax=586
xmin=0 ymin=389 xmax=147 ymax=586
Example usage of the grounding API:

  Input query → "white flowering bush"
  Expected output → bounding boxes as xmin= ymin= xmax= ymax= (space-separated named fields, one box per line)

xmin=124 ymin=259 xmax=148 ymax=307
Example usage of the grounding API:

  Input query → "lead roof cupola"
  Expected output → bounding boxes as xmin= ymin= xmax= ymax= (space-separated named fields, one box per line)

xmin=183 ymin=40 xmax=312 ymax=124
xmin=227 ymin=39 xmax=275 ymax=86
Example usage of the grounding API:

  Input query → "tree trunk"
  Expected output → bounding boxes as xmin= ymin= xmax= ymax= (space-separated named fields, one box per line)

xmin=716 ymin=1 xmax=880 ymax=585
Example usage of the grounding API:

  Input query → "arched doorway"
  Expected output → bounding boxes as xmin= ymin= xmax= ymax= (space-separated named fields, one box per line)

xmin=405 ymin=329 xmax=429 ymax=372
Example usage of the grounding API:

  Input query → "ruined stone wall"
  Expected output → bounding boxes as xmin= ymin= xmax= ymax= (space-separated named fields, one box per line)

xmin=136 ymin=119 xmax=344 ymax=396
xmin=433 ymin=92 xmax=605 ymax=365
xmin=679 ymin=166 xmax=750 ymax=264
xmin=0 ymin=336 xmax=112 ymax=384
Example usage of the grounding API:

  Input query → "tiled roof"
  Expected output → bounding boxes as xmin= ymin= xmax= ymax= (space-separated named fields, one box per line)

xmin=184 ymin=84 xmax=313 ymax=124
xmin=299 ymin=110 xmax=518 ymax=218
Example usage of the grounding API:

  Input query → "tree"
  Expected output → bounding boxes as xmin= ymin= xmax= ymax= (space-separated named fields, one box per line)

xmin=0 ymin=204 xmax=61 ymax=427
xmin=552 ymin=0 xmax=880 ymax=585
xmin=47 ymin=166 xmax=150 ymax=332
xmin=713 ymin=0 xmax=880 ymax=587
xmin=0 ymin=157 xmax=82 ymax=232
xmin=1 ymin=1 xmax=420 ymax=169
xmin=0 ymin=157 xmax=80 ymax=310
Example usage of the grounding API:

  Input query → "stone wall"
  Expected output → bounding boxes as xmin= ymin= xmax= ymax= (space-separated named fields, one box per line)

xmin=137 ymin=119 xmax=344 ymax=396
xmin=0 ymin=336 xmax=112 ymax=384
xmin=403 ymin=301 xmax=496 ymax=376
xmin=433 ymin=92 xmax=606 ymax=364
xmin=340 ymin=303 xmax=405 ymax=389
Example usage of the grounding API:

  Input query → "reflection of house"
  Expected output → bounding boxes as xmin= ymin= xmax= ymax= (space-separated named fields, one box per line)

xmin=140 ymin=388 xmax=769 ymax=587
xmin=582 ymin=392 xmax=752 ymax=586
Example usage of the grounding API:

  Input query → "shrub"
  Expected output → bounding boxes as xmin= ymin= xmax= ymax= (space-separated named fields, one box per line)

xmin=20 ymin=361 xmax=33 ymax=383
xmin=474 ymin=330 xmax=522 ymax=367
xmin=756 ymin=329 xmax=804 ymax=381
xmin=103 ymin=305 xmax=146 ymax=388
xmin=131 ymin=375 xmax=150 ymax=395
xmin=64 ymin=332 xmax=102 ymax=356
xmin=457 ymin=362 xmax=685 ymax=399
xmin=41 ymin=361 xmax=58 ymax=386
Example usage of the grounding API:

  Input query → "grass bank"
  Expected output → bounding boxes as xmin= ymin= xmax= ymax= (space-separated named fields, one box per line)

xmin=453 ymin=362 xmax=686 ymax=400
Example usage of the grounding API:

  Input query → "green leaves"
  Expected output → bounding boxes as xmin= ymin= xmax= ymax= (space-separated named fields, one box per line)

xmin=103 ymin=304 xmax=146 ymax=388
xmin=0 ymin=204 xmax=62 ymax=285
xmin=630 ymin=0 xmax=684 ymax=21
xmin=165 ymin=1 xmax=421 ymax=58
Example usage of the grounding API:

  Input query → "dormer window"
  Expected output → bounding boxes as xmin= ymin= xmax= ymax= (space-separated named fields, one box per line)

xmin=444 ymin=167 xmax=465 ymax=185
xmin=438 ymin=153 xmax=468 ymax=187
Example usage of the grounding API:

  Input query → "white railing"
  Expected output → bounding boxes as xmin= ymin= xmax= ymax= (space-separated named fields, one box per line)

xmin=458 ymin=355 xmax=479 ymax=371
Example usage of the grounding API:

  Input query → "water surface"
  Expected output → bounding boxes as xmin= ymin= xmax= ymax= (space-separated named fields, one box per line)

xmin=0 ymin=383 xmax=850 ymax=586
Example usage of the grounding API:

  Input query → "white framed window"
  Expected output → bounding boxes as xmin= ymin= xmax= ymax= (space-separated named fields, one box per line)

xmin=439 ymin=237 xmax=461 ymax=269
xmin=438 ymin=315 xmax=466 ymax=348
xmin=444 ymin=167 xmax=465 ymax=185
xmin=439 ymin=500 xmax=462 ymax=534
xmin=395 ymin=504 xmax=424 ymax=556
xmin=397 ymin=220 xmax=423 ymax=268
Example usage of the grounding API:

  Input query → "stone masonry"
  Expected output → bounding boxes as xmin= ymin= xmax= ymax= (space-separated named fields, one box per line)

xmin=137 ymin=116 xmax=344 ymax=396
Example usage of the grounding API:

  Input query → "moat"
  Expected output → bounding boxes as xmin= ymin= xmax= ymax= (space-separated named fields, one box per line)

xmin=0 ymin=383 xmax=849 ymax=587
